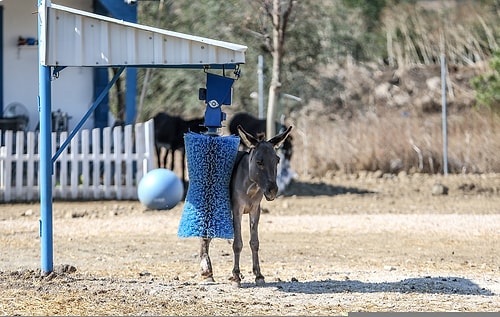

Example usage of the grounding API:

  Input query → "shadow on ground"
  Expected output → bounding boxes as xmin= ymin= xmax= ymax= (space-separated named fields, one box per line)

xmin=281 ymin=179 xmax=374 ymax=197
xmin=247 ymin=276 xmax=494 ymax=296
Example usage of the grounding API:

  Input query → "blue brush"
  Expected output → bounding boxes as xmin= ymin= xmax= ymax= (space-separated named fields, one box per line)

xmin=177 ymin=132 xmax=240 ymax=239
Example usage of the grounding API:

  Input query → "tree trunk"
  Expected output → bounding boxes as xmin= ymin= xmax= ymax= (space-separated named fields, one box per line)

xmin=266 ymin=0 xmax=290 ymax=138
xmin=112 ymin=67 xmax=125 ymax=123
xmin=266 ymin=53 xmax=281 ymax=137
xmin=136 ymin=0 xmax=164 ymax=123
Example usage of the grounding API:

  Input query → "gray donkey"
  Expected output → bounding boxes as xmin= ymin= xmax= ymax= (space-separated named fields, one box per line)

xmin=199 ymin=124 xmax=293 ymax=287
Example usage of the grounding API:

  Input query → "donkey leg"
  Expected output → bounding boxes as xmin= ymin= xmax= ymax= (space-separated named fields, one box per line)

xmin=169 ymin=149 xmax=175 ymax=171
xmin=181 ymin=150 xmax=187 ymax=189
xmin=230 ymin=211 xmax=244 ymax=287
xmin=161 ymin=147 xmax=168 ymax=169
xmin=199 ymin=237 xmax=214 ymax=282
xmin=155 ymin=145 xmax=161 ymax=168
xmin=249 ymin=210 xmax=265 ymax=286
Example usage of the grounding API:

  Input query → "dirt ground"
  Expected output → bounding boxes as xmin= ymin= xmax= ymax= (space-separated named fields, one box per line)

xmin=0 ymin=172 xmax=499 ymax=315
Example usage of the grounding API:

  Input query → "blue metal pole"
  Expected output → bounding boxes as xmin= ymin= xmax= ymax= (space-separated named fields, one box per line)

xmin=39 ymin=66 xmax=53 ymax=275
xmin=38 ymin=0 xmax=53 ymax=275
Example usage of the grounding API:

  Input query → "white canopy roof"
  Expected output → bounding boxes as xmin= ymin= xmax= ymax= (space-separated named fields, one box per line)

xmin=42 ymin=3 xmax=247 ymax=68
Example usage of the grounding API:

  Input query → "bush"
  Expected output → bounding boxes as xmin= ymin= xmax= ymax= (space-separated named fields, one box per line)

xmin=471 ymin=50 xmax=500 ymax=113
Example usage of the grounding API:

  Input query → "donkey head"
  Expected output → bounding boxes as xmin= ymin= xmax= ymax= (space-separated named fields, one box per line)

xmin=237 ymin=125 xmax=293 ymax=201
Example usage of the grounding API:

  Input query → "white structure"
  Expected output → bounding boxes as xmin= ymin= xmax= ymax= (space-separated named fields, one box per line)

xmin=44 ymin=4 xmax=246 ymax=67
xmin=2 ymin=1 xmax=95 ymax=132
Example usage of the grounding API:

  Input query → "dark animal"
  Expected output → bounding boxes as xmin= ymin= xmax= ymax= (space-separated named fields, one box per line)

xmin=153 ymin=112 xmax=206 ymax=182
xmin=199 ymin=124 xmax=293 ymax=287
xmin=228 ymin=112 xmax=293 ymax=162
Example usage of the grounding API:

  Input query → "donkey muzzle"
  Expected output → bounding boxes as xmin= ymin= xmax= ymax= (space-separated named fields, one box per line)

xmin=264 ymin=183 xmax=279 ymax=201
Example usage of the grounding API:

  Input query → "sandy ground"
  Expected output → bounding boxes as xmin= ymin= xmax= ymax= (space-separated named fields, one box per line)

xmin=0 ymin=172 xmax=499 ymax=315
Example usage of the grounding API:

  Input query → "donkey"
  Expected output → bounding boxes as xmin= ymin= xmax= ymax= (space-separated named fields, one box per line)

xmin=199 ymin=124 xmax=293 ymax=287
xmin=228 ymin=112 xmax=293 ymax=162
xmin=153 ymin=112 xmax=206 ymax=183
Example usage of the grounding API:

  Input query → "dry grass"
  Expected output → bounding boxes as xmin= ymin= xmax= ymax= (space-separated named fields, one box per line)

xmin=290 ymin=106 xmax=500 ymax=177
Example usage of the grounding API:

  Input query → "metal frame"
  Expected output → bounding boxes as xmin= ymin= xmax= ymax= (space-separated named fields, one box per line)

xmin=37 ymin=0 xmax=245 ymax=275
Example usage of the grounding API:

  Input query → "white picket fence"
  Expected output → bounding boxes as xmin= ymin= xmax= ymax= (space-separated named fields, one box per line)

xmin=0 ymin=120 xmax=155 ymax=202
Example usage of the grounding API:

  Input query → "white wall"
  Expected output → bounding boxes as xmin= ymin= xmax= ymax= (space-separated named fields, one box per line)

xmin=2 ymin=0 xmax=95 ymax=131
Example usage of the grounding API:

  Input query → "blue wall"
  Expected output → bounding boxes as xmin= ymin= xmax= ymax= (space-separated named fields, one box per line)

xmin=93 ymin=0 xmax=137 ymax=127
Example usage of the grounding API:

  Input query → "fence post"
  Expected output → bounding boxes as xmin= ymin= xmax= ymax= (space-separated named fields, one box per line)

xmin=92 ymin=128 xmax=101 ymax=199
xmin=26 ymin=132 xmax=36 ymax=201
xmin=113 ymin=126 xmax=123 ymax=200
xmin=103 ymin=127 xmax=112 ymax=199
xmin=441 ymin=54 xmax=448 ymax=175
xmin=15 ymin=132 xmax=24 ymax=200
xmin=81 ymin=130 xmax=90 ymax=198
xmin=124 ymin=124 xmax=134 ymax=199
xmin=3 ymin=131 xmax=13 ymax=201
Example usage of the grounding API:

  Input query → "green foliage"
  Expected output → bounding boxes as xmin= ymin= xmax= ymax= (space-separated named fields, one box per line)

xmin=136 ymin=1 xmax=255 ymax=120
xmin=133 ymin=0 xmax=497 ymax=121
xmin=341 ymin=0 xmax=387 ymax=31
xmin=133 ymin=0 xmax=394 ymax=120
xmin=471 ymin=50 xmax=500 ymax=113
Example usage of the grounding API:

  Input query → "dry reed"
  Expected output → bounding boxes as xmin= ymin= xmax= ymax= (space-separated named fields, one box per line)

xmin=290 ymin=107 xmax=500 ymax=177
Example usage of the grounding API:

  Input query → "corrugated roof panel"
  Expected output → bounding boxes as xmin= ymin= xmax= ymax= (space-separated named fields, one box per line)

xmin=81 ymin=16 xmax=101 ymax=65
xmin=125 ymin=28 xmax=137 ymax=64
xmin=164 ymin=37 xmax=180 ymax=65
xmin=44 ymin=3 xmax=246 ymax=68
xmin=99 ymin=21 xmax=110 ymax=65
xmin=152 ymin=33 xmax=164 ymax=65
xmin=134 ymin=30 xmax=155 ymax=65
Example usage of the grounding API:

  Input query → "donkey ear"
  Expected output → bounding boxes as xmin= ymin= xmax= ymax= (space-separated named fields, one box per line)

xmin=268 ymin=126 xmax=292 ymax=148
xmin=237 ymin=125 xmax=259 ymax=148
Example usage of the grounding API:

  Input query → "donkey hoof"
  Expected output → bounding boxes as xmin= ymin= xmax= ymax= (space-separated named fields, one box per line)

xmin=203 ymin=276 xmax=215 ymax=283
xmin=231 ymin=280 xmax=241 ymax=288
xmin=255 ymin=277 xmax=265 ymax=286
xmin=229 ymin=276 xmax=241 ymax=288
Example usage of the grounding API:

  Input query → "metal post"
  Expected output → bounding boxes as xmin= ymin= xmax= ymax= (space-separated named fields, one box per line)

xmin=39 ymin=66 xmax=53 ymax=275
xmin=257 ymin=55 xmax=264 ymax=119
xmin=38 ymin=0 xmax=54 ymax=275
xmin=441 ymin=54 xmax=448 ymax=175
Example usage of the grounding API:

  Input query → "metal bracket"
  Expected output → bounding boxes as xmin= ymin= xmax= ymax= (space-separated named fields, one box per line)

xmin=201 ymin=72 xmax=235 ymax=134
xmin=52 ymin=66 xmax=66 ymax=79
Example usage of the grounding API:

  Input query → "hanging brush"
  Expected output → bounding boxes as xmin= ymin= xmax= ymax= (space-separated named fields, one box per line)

xmin=177 ymin=72 xmax=239 ymax=239
xmin=177 ymin=132 xmax=239 ymax=239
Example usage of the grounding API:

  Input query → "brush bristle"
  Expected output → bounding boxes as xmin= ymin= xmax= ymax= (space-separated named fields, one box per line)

xmin=177 ymin=133 xmax=240 ymax=239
